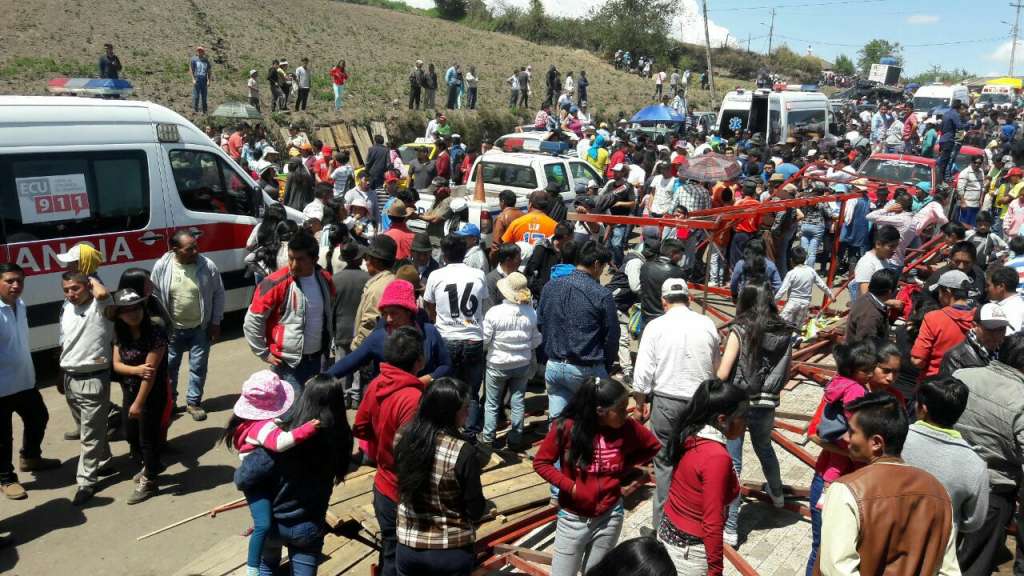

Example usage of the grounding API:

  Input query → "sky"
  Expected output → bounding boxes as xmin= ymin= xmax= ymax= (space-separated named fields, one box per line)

xmin=398 ymin=0 xmax=1024 ymax=77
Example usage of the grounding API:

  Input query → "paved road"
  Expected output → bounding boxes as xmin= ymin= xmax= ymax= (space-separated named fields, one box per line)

xmin=0 ymin=313 xmax=259 ymax=576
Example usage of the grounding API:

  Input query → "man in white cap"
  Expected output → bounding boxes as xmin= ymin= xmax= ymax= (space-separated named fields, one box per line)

xmin=940 ymin=302 xmax=1008 ymax=376
xmin=632 ymin=277 xmax=720 ymax=536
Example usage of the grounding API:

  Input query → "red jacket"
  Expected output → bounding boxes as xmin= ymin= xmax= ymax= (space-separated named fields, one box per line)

xmin=664 ymin=436 xmax=739 ymax=576
xmin=911 ymin=305 xmax=974 ymax=379
xmin=533 ymin=418 xmax=660 ymax=518
xmin=353 ymin=363 xmax=425 ymax=503
xmin=243 ymin=267 xmax=335 ymax=367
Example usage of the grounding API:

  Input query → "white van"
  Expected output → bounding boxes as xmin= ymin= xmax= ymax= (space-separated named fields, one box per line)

xmin=912 ymin=84 xmax=970 ymax=120
xmin=717 ymin=88 xmax=839 ymax=145
xmin=0 ymin=96 xmax=296 ymax=350
xmin=978 ymin=84 xmax=1017 ymax=111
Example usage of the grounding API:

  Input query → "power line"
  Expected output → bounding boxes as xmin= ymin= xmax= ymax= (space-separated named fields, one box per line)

xmin=771 ymin=33 xmax=1005 ymax=48
xmin=709 ymin=0 xmax=885 ymax=12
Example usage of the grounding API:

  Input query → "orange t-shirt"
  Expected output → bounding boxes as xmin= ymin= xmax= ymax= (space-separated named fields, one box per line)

xmin=501 ymin=210 xmax=558 ymax=245
xmin=734 ymin=196 xmax=761 ymax=233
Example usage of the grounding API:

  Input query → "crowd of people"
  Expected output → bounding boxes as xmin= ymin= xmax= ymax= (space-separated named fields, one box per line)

xmin=17 ymin=46 xmax=1024 ymax=576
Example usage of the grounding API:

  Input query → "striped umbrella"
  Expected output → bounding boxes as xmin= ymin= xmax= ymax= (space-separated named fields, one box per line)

xmin=679 ymin=152 xmax=741 ymax=183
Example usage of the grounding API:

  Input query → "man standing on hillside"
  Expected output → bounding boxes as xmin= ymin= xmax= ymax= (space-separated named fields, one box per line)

xmin=408 ymin=60 xmax=425 ymax=110
xmin=518 ymin=66 xmax=531 ymax=109
xmin=98 ymin=43 xmax=122 ymax=80
xmin=546 ymin=65 xmax=560 ymax=108
xmin=294 ymin=57 xmax=310 ymax=112
xmin=445 ymin=63 xmax=461 ymax=110
xmin=189 ymin=46 xmax=212 ymax=114
xmin=268 ymin=60 xmax=285 ymax=112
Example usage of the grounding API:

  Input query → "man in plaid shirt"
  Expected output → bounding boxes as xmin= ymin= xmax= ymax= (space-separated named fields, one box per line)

xmin=676 ymin=179 xmax=712 ymax=271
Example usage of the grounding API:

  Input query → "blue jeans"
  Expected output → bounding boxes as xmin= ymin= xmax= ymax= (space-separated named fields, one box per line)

xmin=192 ymin=77 xmax=208 ymax=113
xmin=545 ymin=360 xmax=609 ymax=421
xmin=800 ymin=223 xmax=825 ymax=268
xmin=273 ymin=353 xmax=323 ymax=396
xmin=245 ymin=492 xmax=273 ymax=570
xmin=447 ymin=340 xmax=485 ymax=436
xmin=776 ymin=229 xmax=797 ymax=278
xmin=482 ymin=364 xmax=530 ymax=444
xmin=396 ymin=544 xmax=474 ymax=576
xmin=960 ymin=206 xmax=980 ymax=227
xmin=608 ymin=225 xmax=628 ymax=267
xmin=725 ymin=406 xmax=783 ymax=534
xmin=258 ymin=520 xmax=324 ymax=576
xmin=374 ymin=486 xmax=399 ymax=576
xmin=805 ymin=473 xmax=826 ymax=576
xmin=168 ymin=326 xmax=210 ymax=406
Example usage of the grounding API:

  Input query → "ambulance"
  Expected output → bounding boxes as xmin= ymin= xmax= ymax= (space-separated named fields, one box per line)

xmin=0 ymin=96 xmax=300 ymax=350
xmin=716 ymin=86 xmax=839 ymax=145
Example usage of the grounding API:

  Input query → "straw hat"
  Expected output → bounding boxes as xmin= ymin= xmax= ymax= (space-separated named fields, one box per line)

xmin=497 ymin=272 xmax=532 ymax=304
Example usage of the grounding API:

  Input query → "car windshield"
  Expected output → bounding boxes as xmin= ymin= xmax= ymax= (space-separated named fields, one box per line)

xmin=913 ymin=96 xmax=949 ymax=112
xmin=859 ymin=158 xmax=932 ymax=183
xmin=980 ymin=93 xmax=1011 ymax=104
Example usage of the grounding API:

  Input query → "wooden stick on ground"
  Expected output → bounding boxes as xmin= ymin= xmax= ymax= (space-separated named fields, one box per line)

xmin=137 ymin=496 xmax=247 ymax=541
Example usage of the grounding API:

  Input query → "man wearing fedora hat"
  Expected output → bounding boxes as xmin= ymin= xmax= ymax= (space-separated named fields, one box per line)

xmin=383 ymin=200 xmax=416 ymax=261
xmin=410 ymin=233 xmax=440 ymax=285
xmin=353 ymin=236 xmax=398 ymax=349
xmin=480 ymin=272 xmax=541 ymax=454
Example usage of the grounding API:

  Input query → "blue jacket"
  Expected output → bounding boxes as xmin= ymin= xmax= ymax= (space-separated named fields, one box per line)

xmin=730 ymin=258 xmax=782 ymax=296
xmin=841 ymin=196 xmax=872 ymax=250
xmin=325 ymin=317 xmax=451 ymax=381
xmin=538 ymin=270 xmax=619 ymax=372
xmin=939 ymin=109 xmax=962 ymax=143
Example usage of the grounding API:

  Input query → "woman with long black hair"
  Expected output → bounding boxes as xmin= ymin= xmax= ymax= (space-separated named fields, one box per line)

xmin=716 ymin=284 xmax=794 ymax=545
xmin=235 ymin=374 xmax=353 ymax=576
xmin=108 ymin=288 xmax=170 ymax=504
xmin=534 ymin=378 xmax=661 ymax=576
xmin=660 ymin=379 xmax=748 ymax=576
xmin=394 ymin=377 xmax=489 ymax=575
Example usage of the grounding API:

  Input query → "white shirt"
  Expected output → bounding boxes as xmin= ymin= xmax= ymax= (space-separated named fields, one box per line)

xmin=303 ymin=198 xmax=326 ymax=221
xmin=649 ymin=175 xmax=678 ymax=214
xmin=425 ymin=119 xmax=439 ymax=140
xmin=633 ymin=305 xmax=720 ymax=400
xmin=59 ymin=295 xmax=113 ymax=372
xmin=0 ymin=297 xmax=34 ymax=397
xmin=330 ymin=165 xmax=354 ymax=198
xmin=866 ymin=207 xmax=916 ymax=266
xmin=775 ymin=264 xmax=831 ymax=303
xmin=913 ymin=201 xmax=949 ymax=235
xmin=298 ymin=275 xmax=324 ymax=354
xmin=482 ymin=302 xmax=542 ymax=369
xmin=1001 ymin=294 xmax=1024 ymax=335
xmin=627 ymin=164 xmax=646 ymax=188
xmin=423 ymin=263 xmax=490 ymax=341
xmin=576 ymin=138 xmax=591 ymax=160
xmin=852 ymin=250 xmax=885 ymax=297
xmin=344 ymin=186 xmax=370 ymax=210
xmin=464 ymin=245 xmax=490 ymax=274
xmin=295 ymin=66 xmax=310 ymax=89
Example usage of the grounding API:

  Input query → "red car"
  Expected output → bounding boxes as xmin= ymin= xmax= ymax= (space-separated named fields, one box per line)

xmin=857 ymin=152 xmax=935 ymax=202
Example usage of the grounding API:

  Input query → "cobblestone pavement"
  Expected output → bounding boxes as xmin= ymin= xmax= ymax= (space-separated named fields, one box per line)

xmin=619 ymin=379 xmax=826 ymax=576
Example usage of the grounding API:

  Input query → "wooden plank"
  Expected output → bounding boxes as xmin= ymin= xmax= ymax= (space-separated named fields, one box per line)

xmin=171 ymin=534 xmax=249 ymax=576
xmin=317 ymin=126 xmax=337 ymax=149
xmin=506 ymin=553 xmax=551 ymax=576
xmin=483 ymin=473 xmax=547 ymax=500
xmin=370 ymin=121 xmax=389 ymax=146
xmin=350 ymin=125 xmax=372 ymax=165
xmin=330 ymin=123 xmax=362 ymax=168
xmin=315 ymin=537 xmax=376 ymax=575
xmin=493 ymin=544 xmax=553 ymax=565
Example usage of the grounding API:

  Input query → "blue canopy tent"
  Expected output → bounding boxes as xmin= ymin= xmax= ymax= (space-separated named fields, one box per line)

xmin=630 ymin=104 xmax=685 ymax=125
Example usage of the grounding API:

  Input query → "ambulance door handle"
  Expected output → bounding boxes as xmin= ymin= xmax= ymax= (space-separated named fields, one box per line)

xmin=138 ymin=231 xmax=164 ymax=246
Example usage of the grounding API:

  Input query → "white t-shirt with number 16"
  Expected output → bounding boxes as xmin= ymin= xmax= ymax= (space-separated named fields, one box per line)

xmin=423 ymin=262 xmax=490 ymax=342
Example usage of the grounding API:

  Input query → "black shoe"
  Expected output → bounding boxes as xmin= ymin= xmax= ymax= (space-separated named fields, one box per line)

xmin=506 ymin=438 xmax=532 ymax=452
xmin=63 ymin=430 xmax=80 ymax=441
xmin=72 ymin=486 xmax=96 ymax=506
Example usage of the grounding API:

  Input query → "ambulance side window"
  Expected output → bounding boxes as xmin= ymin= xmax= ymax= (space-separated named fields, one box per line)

xmin=0 ymin=150 xmax=149 ymax=242
xmin=168 ymin=150 xmax=255 ymax=217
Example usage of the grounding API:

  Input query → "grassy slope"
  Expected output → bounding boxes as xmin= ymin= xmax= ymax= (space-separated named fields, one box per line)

xmin=0 ymin=0 xmax=747 ymax=124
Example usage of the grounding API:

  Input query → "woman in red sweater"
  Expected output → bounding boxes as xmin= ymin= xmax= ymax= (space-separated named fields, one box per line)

xmin=534 ymin=378 xmax=661 ymax=576
xmin=661 ymin=378 xmax=749 ymax=576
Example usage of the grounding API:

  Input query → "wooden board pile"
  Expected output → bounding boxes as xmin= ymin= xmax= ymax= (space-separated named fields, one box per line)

xmin=279 ymin=121 xmax=389 ymax=172
xmin=172 ymin=455 xmax=554 ymax=576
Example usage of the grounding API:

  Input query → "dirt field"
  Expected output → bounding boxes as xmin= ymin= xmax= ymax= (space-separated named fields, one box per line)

xmin=0 ymin=0 xmax=695 ymax=121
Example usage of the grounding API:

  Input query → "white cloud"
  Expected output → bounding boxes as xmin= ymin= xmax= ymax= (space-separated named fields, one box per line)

xmin=989 ymin=39 xmax=1024 ymax=62
xmin=906 ymin=14 xmax=939 ymax=25
xmin=395 ymin=0 xmax=735 ymax=46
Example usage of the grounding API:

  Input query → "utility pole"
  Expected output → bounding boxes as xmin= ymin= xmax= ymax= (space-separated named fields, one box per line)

xmin=766 ymin=8 xmax=776 ymax=57
xmin=747 ymin=32 xmax=752 ymax=54
xmin=702 ymin=0 xmax=716 ymax=102
xmin=1011 ymin=1 xmax=1024 ymax=76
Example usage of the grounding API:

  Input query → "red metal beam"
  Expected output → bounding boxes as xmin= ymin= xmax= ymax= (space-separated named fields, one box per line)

xmin=771 ymin=429 xmax=818 ymax=468
xmin=726 ymin=544 xmax=762 ymax=576
xmin=738 ymin=484 xmax=812 ymax=519
xmin=506 ymin=553 xmax=552 ymax=576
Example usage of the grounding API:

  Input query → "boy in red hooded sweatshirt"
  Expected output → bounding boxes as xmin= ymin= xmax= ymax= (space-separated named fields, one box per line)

xmin=911 ymin=270 xmax=975 ymax=380
xmin=353 ymin=325 xmax=426 ymax=576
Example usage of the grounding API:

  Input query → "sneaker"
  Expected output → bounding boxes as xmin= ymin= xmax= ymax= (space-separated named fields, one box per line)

xmin=506 ymin=437 xmax=532 ymax=452
xmin=2 ymin=482 xmax=27 ymax=500
xmin=724 ymin=529 xmax=738 ymax=547
xmin=18 ymin=456 xmax=61 ymax=472
xmin=133 ymin=462 xmax=166 ymax=482
xmin=764 ymin=482 xmax=785 ymax=508
xmin=63 ymin=430 xmax=80 ymax=441
xmin=186 ymin=405 xmax=207 ymax=421
xmin=127 ymin=476 xmax=157 ymax=505
xmin=72 ymin=486 xmax=96 ymax=506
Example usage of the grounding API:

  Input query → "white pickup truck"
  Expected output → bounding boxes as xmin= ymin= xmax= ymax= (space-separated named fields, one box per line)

xmin=408 ymin=147 xmax=606 ymax=240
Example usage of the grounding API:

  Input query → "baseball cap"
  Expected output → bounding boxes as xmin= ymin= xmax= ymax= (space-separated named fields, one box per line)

xmin=611 ymin=162 xmax=626 ymax=172
xmin=930 ymin=270 xmax=971 ymax=293
xmin=977 ymin=303 xmax=1010 ymax=330
xmin=384 ymin=171 xmax=400 ymax=184
xmin=587 ymin=179 xmax=599 ymax=189
xmin=661 ymin=278 xmax=689 ymax=298
xmin=56 ymin=245 xmax=82 ymax=264
xmin=454 ymin=222 xmax=481 ymax=238
xmin=1010 ymin=167 xmax=1024 ymax=178
xmin=1002 ymin=155 xmax=1014 ymax=164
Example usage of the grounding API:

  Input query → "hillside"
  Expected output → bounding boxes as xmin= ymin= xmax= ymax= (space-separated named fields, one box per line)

xmin=0 ymin=0 xmax=737 ymax=128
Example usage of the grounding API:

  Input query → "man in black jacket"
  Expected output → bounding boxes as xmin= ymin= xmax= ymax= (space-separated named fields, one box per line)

xmin=524 ymin=221 xmax=573 ymax=299
xmin=638 ymin=239 xmax=686 ymax=325
xmin=365 ymin=135 xmax=389 ymax=190
xmin=545 ymin=182 xmax=568 ymax=223
xmin=546 ymin=65 xmax=560 ymax=107
xmin=940 ymin=303 xmax=1008 ymax=377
